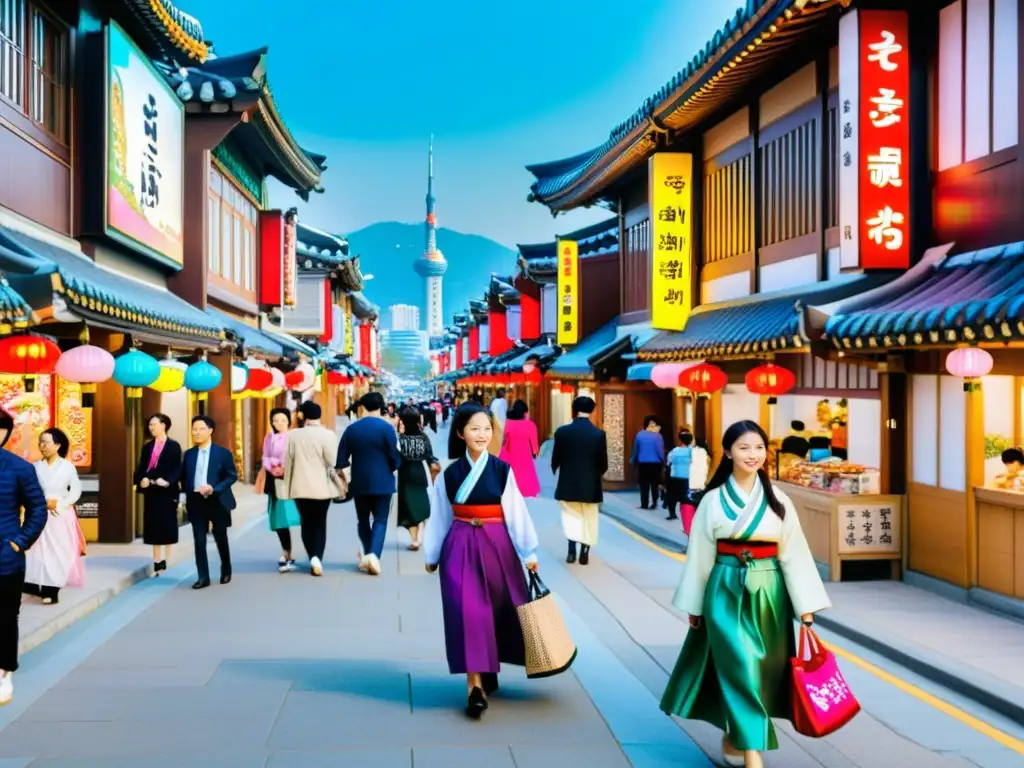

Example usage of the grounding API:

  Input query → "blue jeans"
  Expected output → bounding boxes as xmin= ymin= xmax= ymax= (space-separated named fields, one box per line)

xmin=355 ymin=494 xmax=391 ymax=558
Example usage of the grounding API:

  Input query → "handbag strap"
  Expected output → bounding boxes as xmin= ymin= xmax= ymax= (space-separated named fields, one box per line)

xmin=798 ymin=624 xmax=824 ymax=661
xmin=528 ymin=570 xmax=550 ymax=601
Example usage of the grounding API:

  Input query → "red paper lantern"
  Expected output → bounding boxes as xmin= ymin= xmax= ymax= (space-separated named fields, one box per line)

xmin=679 ymin=362 xmax=727 ymax=394
xmin=0 ymin=334 xmax=61 ymax=392
xmin=327 ymin=371 xmax=352 ymax=386
xmin=745 ymin=363 xmax=796 ymax=403
xmin=560 ymin=383 xmax=575 ymax=394
xmin=284 ymin=370 xmax=304 ymax=390
xmin=246 ymin=368 xmax=274 ymax=392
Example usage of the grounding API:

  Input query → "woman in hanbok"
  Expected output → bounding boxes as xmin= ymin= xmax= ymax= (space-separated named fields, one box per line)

xmin=134 ymin=413 xmax=182 ymax=575
xmin=660 ymin=420 xmax=831 ymax=768
xmin=25 ymin=428 xmax=84 ymax=604
xmin=499 ymin=400 xmax=540 ymax=498
xmin=396 ymin=408 xmax=439 ymax=550
xmin=262 ymin=408 xmax=301 ymax=572
xmin=424 ymin=403 xmax=539 ymax=719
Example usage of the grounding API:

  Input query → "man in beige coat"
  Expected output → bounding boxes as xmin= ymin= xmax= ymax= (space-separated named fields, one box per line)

xmin=282 ymin=401 xmax=344 ymax=576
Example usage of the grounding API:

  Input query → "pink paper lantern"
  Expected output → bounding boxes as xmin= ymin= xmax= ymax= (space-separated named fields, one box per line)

xmin=651 ymin=362 xmax=700 ymax=389
xmin=54 ymin=344 xmax=115 ymax=405
xmin=945 ymin=347 xmax=993 ymax=379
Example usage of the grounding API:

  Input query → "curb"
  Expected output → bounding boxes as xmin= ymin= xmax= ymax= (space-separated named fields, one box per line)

xmin=19 ymin=501 xmax=268 ymax=657
xmin=597 ymin=500 xmax=1024 ymax=726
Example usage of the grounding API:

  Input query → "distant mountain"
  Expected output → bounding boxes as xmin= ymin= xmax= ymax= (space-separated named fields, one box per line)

xmin=345 ymin=222 xmax=517 ymax=329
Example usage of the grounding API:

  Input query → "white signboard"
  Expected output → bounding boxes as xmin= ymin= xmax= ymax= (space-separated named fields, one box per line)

xmin=838 ymin=9 xmax=860 ymax=270
xmin=838 ymin=501 xmax=900 ymax=554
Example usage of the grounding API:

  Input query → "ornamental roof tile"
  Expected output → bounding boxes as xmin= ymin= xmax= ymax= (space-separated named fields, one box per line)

xmin=517 ymin=216 xmax=619 ymax=278
xmin=0 ymin=276 xmax=33 ymax=332
xmin=825 ymin=242 xmax=1024 ymax=348
xmin=296 ymin=222 xmax=351 ymax=269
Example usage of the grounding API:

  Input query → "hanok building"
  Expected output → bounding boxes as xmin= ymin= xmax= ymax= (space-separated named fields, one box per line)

xmin=0 ymin=0 xmax=235 ymax=542
xmin=524 ymin=0 xmax=1024 ymax=591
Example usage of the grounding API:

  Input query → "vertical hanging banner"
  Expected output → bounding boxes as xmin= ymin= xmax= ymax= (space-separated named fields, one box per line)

xmin=556 ymin=239 xmax=579 ymax=345
xmin=648 ymin=153 xmax=693 ymax=331
xmin=283 ymin=210 xmax=298 ymax=305
xmin=840 ymin=9 xmax=911 ymax=270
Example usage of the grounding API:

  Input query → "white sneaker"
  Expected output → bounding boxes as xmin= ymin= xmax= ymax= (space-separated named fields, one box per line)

xmin=279 ymin=559 xmax=297 ymax=573
xmin=357 ymin=549 xmax=368 ymax=572
xmin=0 ymin=671 xmax=14 ymax=705
xmin=366 ymin=554 xmax=381 ymax=576
xmin=310 ymin=557 xmax=323 ymax=577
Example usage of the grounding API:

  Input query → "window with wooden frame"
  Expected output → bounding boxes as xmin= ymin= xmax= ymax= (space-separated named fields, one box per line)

xmin=758 ymin=115 xmax=818 ymax=249
xmin=703 ymin=151 xmax=753 ymax=264
xmin=0 ymin=0 xmax=68 ymax=145
xmin=207 ymin=164 xmax=258 ymax=301
xmin=622 ymin=218 xmax=650 ymax=314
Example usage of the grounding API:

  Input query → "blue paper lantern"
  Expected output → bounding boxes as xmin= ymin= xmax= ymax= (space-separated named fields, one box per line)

xmin=113 ymin=350 xmax=160 ymax=398
xmin=184 ymin=359 xmax=222 ymax=401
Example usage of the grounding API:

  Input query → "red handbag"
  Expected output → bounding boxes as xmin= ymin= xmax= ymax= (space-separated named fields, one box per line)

xmin=790 ymin=625 xmax=860 ymax=737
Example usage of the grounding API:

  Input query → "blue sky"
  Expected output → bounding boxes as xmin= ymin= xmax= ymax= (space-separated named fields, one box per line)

xmin=186 ymin=0 xmax=732 ymax=247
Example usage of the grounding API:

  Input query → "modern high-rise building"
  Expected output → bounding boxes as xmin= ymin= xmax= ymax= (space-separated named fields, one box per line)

xmin=413 ymin=136 xmax=447 ymax=337
xmin=389 ymin=304 xmax=421 ymax=332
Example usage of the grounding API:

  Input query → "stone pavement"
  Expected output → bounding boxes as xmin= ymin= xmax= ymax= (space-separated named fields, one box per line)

xmin=17 ymin=484 xmax=266 ymax=656
xmin=600 ymin=486 xmax=1024 ymax=727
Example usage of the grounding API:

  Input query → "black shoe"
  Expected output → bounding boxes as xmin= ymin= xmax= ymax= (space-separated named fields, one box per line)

xmin=220 ymin=574 xmax=232 ymax=585
xmin=482 ymin=673 xmax=499 ymax=695
xmin=579 ymin=545 xmax=590 ymax=566
xmin=465 ymin=687 xmax=488 ymax=719
xmin=192 ymin=579 xmax=211 ymax=590
xmin=566 ymin=542 xmax=577 ymax=564
xmin=156 ymin=560 xmax=167 ymax=572
xmin=666 ymin=513 xmax=678 ymax=521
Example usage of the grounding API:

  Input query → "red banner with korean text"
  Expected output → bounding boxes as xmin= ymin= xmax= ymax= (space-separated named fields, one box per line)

xmin=858 ymin=10 xmax=910 ymax=269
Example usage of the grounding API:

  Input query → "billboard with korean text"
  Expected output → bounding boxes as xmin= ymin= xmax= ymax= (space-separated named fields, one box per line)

xmin=106 ymin=21 xmax=185 ymax=268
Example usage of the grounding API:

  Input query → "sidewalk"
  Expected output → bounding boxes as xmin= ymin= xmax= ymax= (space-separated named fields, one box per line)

xmin=19 ymin=484 xmax=267 ymax=656
xmin=601 ymin=489 xmax=1024 ymax=725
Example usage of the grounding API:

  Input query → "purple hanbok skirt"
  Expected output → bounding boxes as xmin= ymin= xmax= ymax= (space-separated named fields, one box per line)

xmin=439 ymin=518 xmax=529 ymax=674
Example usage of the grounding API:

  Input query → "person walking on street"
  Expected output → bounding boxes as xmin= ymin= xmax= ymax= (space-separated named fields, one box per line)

xmin=282 ymin=401 xmax=343 ymax=577
xmin=0 ymin=409 xmax=48 ymax=704
xmin=423 ymin=403 xmax=540 ymax=719
xmin=631 ymin=415 xmax=666 ymax=510
xmin=499 ymin=399 xmax=540 ymax=498
xmin=336 ymin=392 xmax=402 ymax=575
xmin=488 ymin=388 xmax=508 ymax=457
xmin=24 ymin=429 xmax=84 ymax=605
xmin=262 ymin=408 xmax=301 ymax=572
xmin=133 ymin=413 xmax=182 ymax=576
xmin=665 ymin=430 xmax=694 ymax=522
xmin=551 ymin=396 xmax=608 ymax=565
xmin=182 ymin=416 xmax=237 ymax=590
xmin=396 ymin=407 xmax=440 ymax=551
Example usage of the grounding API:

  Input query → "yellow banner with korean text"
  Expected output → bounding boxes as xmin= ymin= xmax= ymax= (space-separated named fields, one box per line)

xmin=556 ymin=238 xmax=579 ymax=346
xmin=648 ymin=153 xmax=693 ymax=331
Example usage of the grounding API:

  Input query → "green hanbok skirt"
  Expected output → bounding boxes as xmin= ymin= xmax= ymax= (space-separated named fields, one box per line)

xmin=661 ymin=554 xmax=795 ymax=752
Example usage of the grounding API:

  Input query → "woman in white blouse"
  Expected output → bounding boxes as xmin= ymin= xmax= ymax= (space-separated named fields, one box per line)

xmin=25 ymin=428 xmax=84 ymax=605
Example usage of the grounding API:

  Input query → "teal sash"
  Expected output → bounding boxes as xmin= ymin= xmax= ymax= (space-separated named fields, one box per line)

xmin=720 ymin=475 xmax=768 ymax=541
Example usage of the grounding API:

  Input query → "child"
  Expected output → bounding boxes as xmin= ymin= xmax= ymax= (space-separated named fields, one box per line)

xmin=665 ymin=431 xmax=694 ymax=521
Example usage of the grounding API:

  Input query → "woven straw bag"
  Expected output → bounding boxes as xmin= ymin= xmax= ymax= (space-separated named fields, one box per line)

xmin=516 ymin=571 xmax=577 ymax=679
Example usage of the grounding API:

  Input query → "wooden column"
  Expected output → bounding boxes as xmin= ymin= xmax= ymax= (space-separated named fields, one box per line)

xmin=93 ymin=331 xmax=134 ymax=543
xmin=207 ymin=352 xmax=235 ymax=454
xmin=965 ymin=382 xmax=986 ymax=587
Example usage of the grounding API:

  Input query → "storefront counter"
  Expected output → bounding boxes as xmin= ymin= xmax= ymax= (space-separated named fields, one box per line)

xmin=974 ymin=487 xmax=1024 ymax=599
xmin=777 ymin=482 xmax=904 ymax=581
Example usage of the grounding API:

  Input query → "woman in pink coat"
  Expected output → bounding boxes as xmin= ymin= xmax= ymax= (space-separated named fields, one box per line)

xmin=499 ymin=400 xmax=540 ymax=497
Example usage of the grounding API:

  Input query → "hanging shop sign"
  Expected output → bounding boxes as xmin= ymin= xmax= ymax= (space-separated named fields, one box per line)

xmin=839 ymin=9 xmax=911 ymax=270
xmin=648 ymin=152 xmax=693 ymax=331
xmin=258 ymin=209 xmax=298 ymax=307
xmin=556 ymin=239 xmax=579 ymax=346
xmin=105 ymin=21 xmax=184 ymax=268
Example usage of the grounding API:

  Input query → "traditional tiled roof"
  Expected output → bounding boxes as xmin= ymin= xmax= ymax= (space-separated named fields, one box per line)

xmin=517 ymin=216 xmax=619 ymax=280
xmin=589 ymin=323 xmax=660 ymax=372
xmin=488 ymin=275 xmax=520 ymax=304
xmin=825 ymin=242 xmax=1024 ymax=349
xmin=549 ymin=319 xmax=620 ymax=379
xmin=258 ymin=319 xmax=318 ymax=357
xmin=206 ymin=307 xmax=283 ymax=357
xmin=640 ymin=273 xmax=893 ymax=361
xmin=296 ymin=223 xmax=351 ymax=270
xmin=0 ymin=227 xmax=224 ymax=342
xmin=349 ymin=292 xmax=378 ymax=321
xmin=120 ymin=0 xmax=208 ymax=62
xmin=526 ymin=0 xmax=841 ymax=211
xmin=0 ymin=275 xmax=34 ymax=333
xmin=156 ymin=49 xmax=324 ymax=196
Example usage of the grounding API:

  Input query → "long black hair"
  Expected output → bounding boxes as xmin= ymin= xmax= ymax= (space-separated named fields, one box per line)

xmin=702 ymin=420 xmax=785 ymax=519
xmin=448 ymin=402 xmax=490 ymax=459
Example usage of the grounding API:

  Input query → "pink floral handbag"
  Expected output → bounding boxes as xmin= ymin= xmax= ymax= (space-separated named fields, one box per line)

xmin=790 ymin=625 xmax=860 ymax=737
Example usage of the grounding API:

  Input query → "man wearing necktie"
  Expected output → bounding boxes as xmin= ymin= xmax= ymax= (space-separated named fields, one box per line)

xmin=182 ymin=415 xmax=237 ymax=590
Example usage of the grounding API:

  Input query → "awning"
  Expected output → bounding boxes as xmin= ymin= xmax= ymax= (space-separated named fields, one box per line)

xmin=258 ymin=320 xmax=319 ymax=358
xmin=626 ymin=362 xmax=655 ymax=381
xmin=0 ymin=276 xmax=34 ymax=332
xmin=825 ymin=242 xmax=1024 ymax=349
xmin=206 ymin=307 xmax=283 ymax=357
xmin=640 ymin=273 xmax=894 ymax=361
xmin=496 ymin=339 xmax=561 ymax=373
xmin=0 ymin=226 xmax=224 ymax=344
xmin=588 ymin=322 xmax=659 ymax=370
xmin=549 ymin=318 xmax=619 ymax=379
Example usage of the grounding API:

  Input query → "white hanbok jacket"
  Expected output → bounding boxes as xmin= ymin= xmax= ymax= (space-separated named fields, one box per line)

xmin=26 ymin=457 xmax=84 ymax=588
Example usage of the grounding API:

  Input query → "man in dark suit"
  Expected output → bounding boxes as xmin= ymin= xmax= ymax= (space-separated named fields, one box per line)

xmin=551 ymin=396 xmax=608 ymax=565
xmin=182 ymin=415 xmax=237 ymax=590
xmin=336 ymin=392 xmax=401 ymax=576
xmin=0 ymin=408 xmax=47 ymax=703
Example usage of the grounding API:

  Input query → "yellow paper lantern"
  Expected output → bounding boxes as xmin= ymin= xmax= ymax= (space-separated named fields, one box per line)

xmin=149 ymin=360 xmax=187 ymax=393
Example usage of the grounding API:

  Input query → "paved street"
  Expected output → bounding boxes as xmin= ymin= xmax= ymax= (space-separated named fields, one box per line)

xmin=0 ymin=427 xmax=1020 ymax=766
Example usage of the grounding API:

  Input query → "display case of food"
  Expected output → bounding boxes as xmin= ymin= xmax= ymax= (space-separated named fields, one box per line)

xmin=780 ymin=460 xmax=881 ymax=495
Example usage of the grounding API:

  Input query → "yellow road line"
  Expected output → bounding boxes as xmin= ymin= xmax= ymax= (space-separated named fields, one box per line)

xmin=605 ymin=515 xmax=1024 ymax=754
